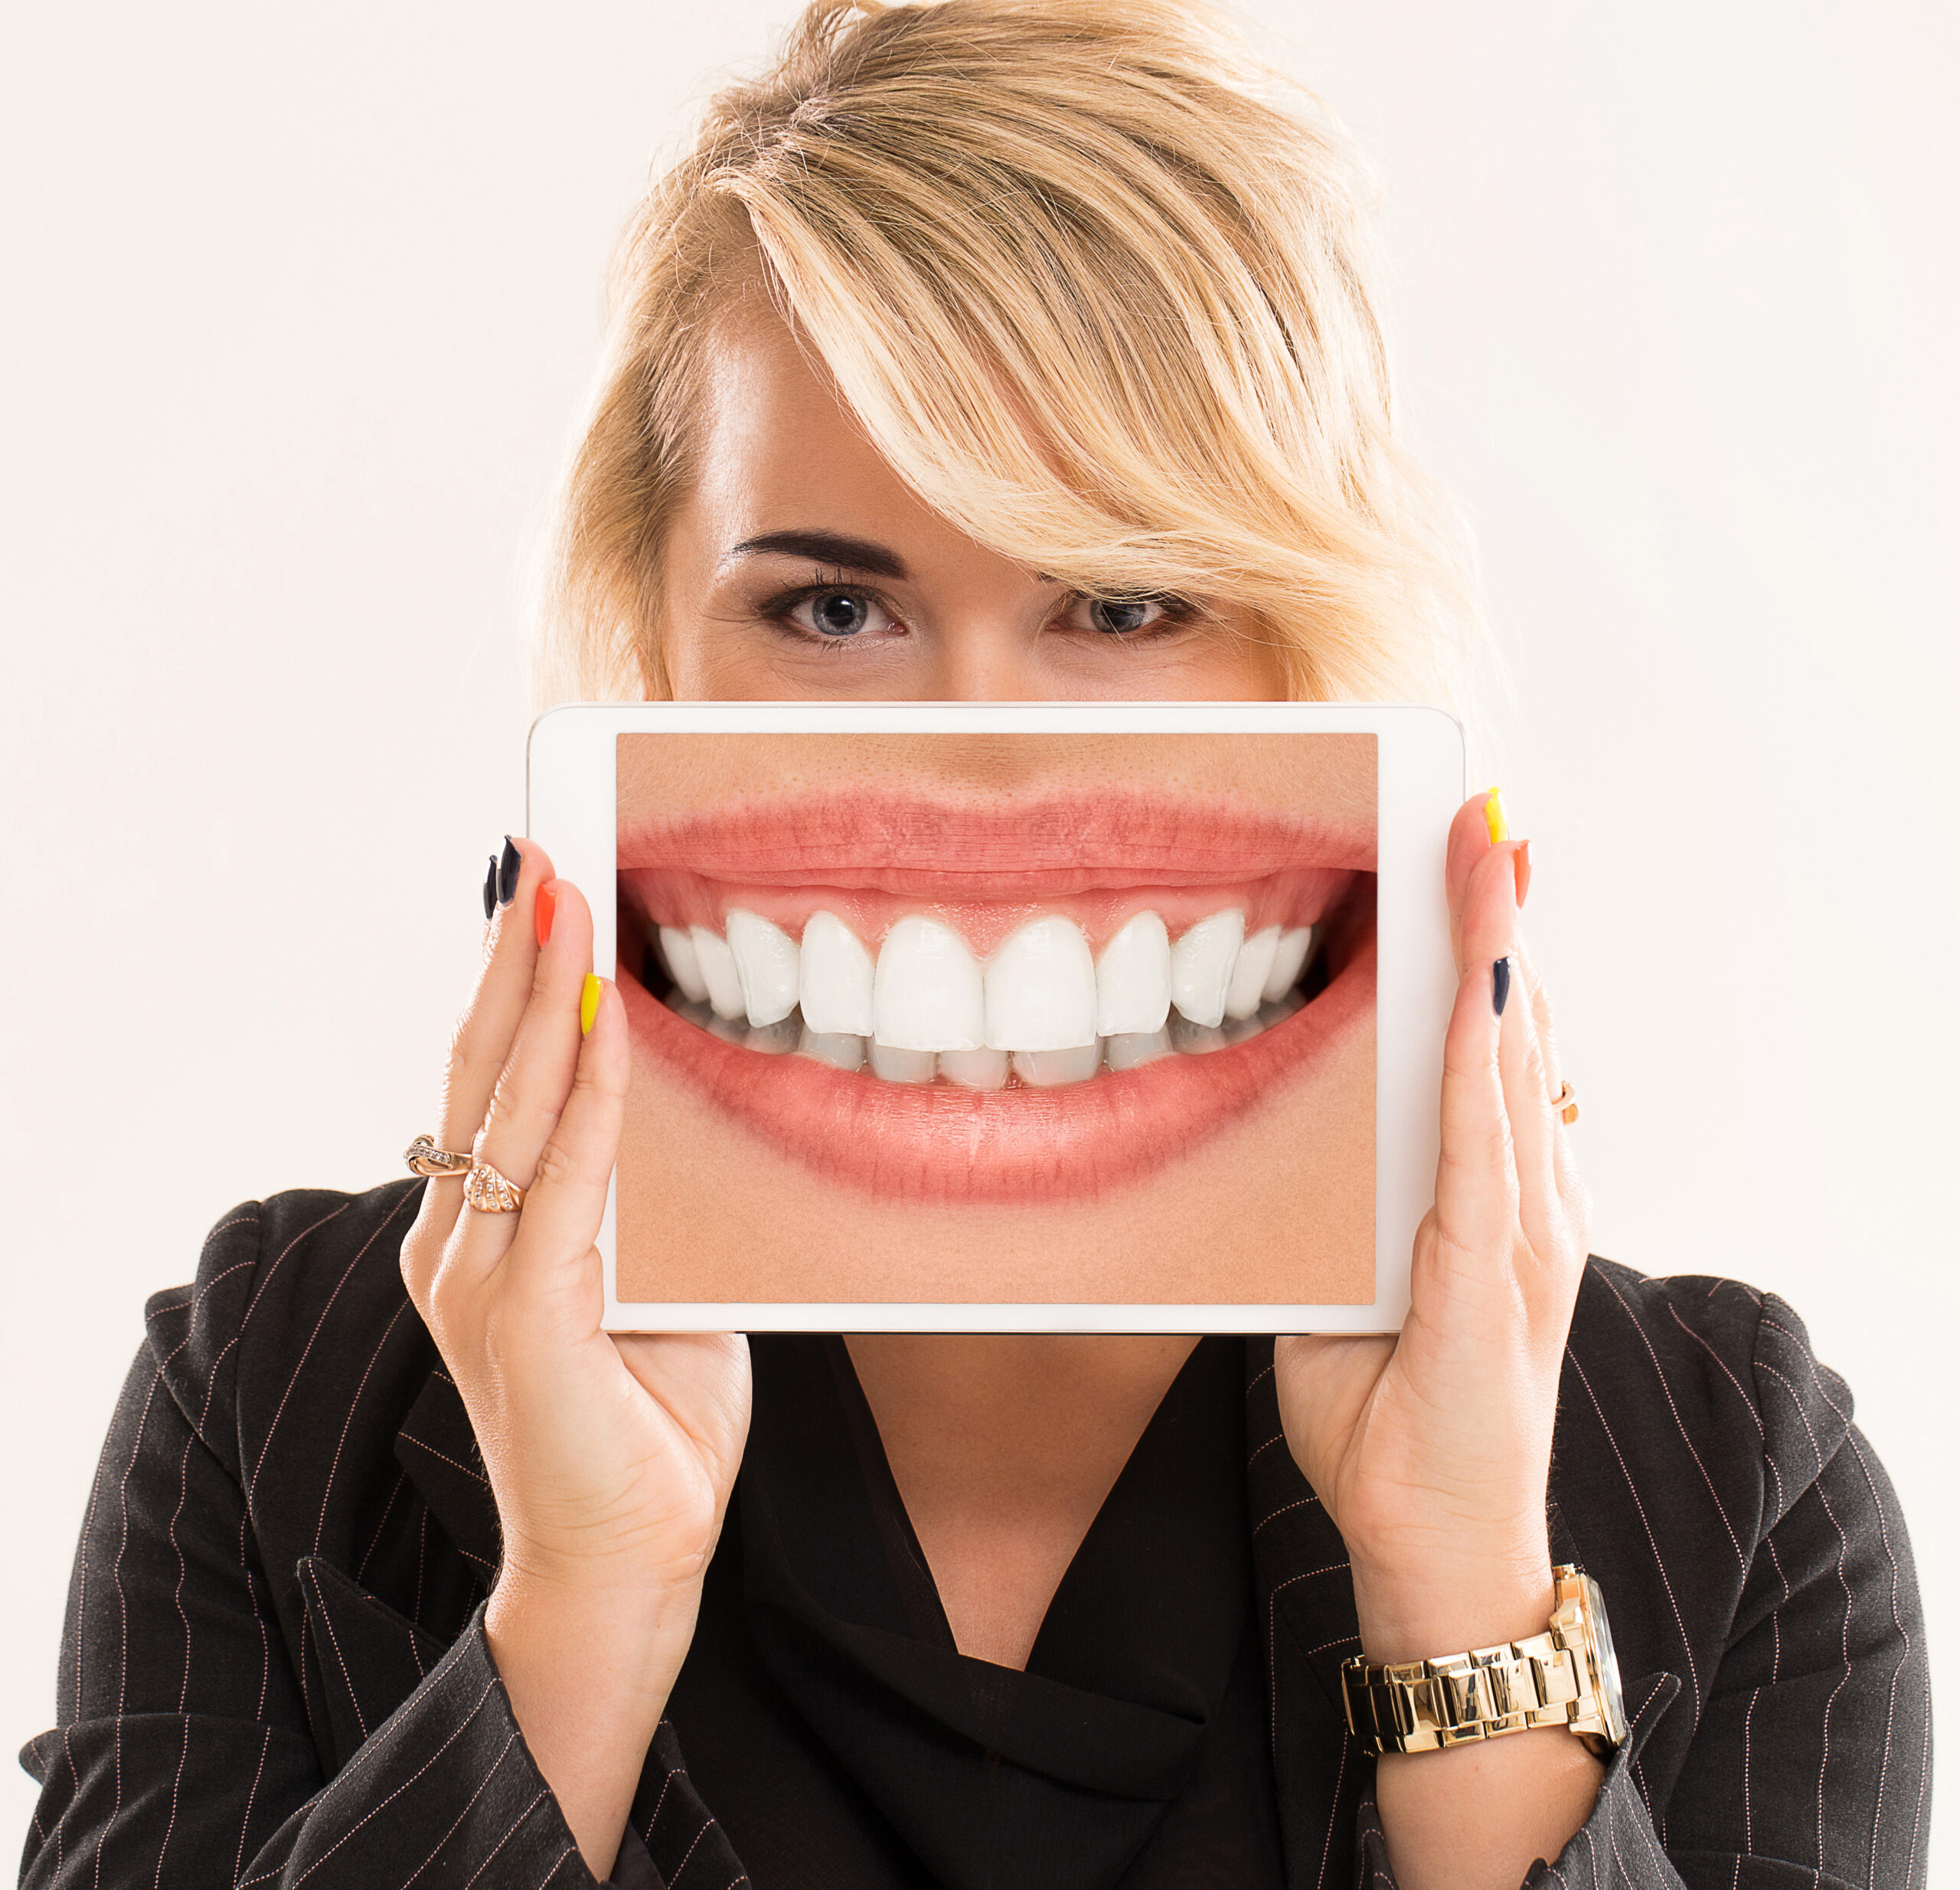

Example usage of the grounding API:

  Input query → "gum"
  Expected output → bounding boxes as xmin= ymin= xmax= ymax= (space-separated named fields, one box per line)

xmin=617 ymin=867 xmax=1357 ymax=958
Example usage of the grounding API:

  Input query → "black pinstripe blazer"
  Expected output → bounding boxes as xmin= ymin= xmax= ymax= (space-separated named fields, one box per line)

xmin=17 ymin=1180 xmax=1932 ymax=1888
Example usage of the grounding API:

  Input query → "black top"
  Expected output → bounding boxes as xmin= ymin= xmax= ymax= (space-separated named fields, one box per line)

xmin=16 ymin=1180 xmax=1934 ymax=1889
xmin=674 ymin=1333 xmax=1284 ymax=1888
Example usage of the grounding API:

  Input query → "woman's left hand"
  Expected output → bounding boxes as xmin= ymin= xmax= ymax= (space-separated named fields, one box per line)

xmin=1275 ymin=790 xmax=1592 ymax=1666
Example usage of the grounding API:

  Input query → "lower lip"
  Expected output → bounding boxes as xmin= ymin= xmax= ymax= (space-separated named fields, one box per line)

xmin=619 ymin=930 xmax=1375 ymax=1207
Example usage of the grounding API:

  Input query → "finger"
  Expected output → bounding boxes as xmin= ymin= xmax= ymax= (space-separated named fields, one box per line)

xmin=462 ymin=877 xmax=596 ymax=1250
xmin=403 ymin=836 xmax=554 ymax=1308
xmin=1493 ymin=937 xmax=1560 ymax=1270
xmin=1514 ymin=939 xmax=1590 ymax=1231
xmin=436 ymin=891 xmax=592 ymax=1310
xmin=499 ymin=976 xmax=629 ymax=1320
xmin=1463 ymin=851 xmax=1579 ymax=1307
xmin=1433 ymin=842 xmax=1526 ymax=1262
xmin=1445 ymin=789 xmax=1508 ymax=969
xmin=436 ymin=838 xmax=556 ymax=1156
xmin=1514 ymin=942 xmax=1560 ymax=1099
xmin=1514 ymin=938 xmax=1570 ymax=1153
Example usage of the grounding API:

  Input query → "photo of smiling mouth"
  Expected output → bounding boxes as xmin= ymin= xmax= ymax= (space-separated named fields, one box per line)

xmin=615 ymin=779 xmax=1377 ymax=1209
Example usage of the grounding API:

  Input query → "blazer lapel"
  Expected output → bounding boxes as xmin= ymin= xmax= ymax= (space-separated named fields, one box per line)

xmin=1243 ymin=1339 xmax=1369 ymax=1890
xmin=296 ymin=1553 xmax=449 ymax=1774
xmin=1243 ymin=1339 xmax=1361 ymax=1705
xmin=394 ymin=1366 xmax=501 ymax=1581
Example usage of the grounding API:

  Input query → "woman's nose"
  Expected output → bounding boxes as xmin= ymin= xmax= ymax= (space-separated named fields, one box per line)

xmin=913 ymin=616 xmax=1056 ymax=700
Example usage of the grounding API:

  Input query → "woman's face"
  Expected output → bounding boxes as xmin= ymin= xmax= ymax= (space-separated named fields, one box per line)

xmin=657 ymin=308 xmax=1290 ymax=703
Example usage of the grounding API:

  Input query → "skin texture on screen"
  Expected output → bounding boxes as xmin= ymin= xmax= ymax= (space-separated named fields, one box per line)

xmin=614 ymin=731 xmax=1376 ymax=1306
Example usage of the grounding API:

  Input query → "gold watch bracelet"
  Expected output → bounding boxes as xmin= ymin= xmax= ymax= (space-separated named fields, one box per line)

xmin=1339 ymin=1565 xmax=1623 ymax=1757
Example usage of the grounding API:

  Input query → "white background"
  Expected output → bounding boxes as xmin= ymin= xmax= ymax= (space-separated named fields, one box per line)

xmin=3 ymin=0 xmax=1952 ymax=1868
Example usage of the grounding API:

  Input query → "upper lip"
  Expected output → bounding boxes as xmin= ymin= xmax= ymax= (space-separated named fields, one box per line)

xmin=617 ymin=788 xmax=1376 ymax=897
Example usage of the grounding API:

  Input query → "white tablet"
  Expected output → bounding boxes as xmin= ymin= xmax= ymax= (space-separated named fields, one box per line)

xmin=527 ymin=703 xmax=1462 ymax=1332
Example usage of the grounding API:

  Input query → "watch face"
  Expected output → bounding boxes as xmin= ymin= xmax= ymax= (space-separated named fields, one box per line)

xmin=1583 ymin=1574 xmax=1629 ymax=1744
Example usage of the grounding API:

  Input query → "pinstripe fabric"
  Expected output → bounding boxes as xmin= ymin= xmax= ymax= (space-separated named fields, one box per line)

xmin=18 ymin=1181 xmax=1930 ymax=1888
xmin=1245 ymin=1264 xmax=1932 ymax=1889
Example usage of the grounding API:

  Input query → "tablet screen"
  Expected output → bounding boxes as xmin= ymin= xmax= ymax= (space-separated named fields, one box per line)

xmin=612 ymin=731 xmax=1377 ymax=1309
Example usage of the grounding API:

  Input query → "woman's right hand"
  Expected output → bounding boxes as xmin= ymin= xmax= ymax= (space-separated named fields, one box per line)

xmin=398 ymin=839 xmax=751 ymax=1877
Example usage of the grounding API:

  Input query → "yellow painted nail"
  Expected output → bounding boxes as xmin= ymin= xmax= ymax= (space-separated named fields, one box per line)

xmin=1483 ymin=787 xmax=1508 ymax=846
xmin=580 ymin=973 xmax=602 ymax=1037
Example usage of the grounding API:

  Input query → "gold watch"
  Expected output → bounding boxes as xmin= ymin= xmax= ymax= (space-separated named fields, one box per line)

xmin=1341 ymin=1565 xmax=1629 ymax=1758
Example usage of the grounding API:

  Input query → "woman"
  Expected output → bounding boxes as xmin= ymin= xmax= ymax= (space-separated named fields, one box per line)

xmin=18 ymin=4 xmax=1929 ymax=1888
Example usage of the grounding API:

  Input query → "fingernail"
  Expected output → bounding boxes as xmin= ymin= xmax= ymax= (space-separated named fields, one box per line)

xmin=481 ymin=855 xmax=497 ymax=923
xmin=535 ymin=881 xmax=558 ymax=948
xmin=1492 ymin=955 xmax=1513 ymax=1015
xmin=497 ymin=835 xmax=521 ymax=907
xmin=580 ymin=973 xmax=603 ymax=1037
xmin=1484 ymin=788 xmax=1508 ymax=846
xmin=1513 ymin=839 xmax=1532 ymax=908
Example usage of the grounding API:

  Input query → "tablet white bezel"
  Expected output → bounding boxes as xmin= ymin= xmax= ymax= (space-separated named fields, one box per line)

xmin=528 ymin=701 xmax=1462 ymax=1334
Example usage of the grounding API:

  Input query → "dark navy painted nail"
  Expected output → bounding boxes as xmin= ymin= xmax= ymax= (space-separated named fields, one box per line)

xmin=1492 ymin=955 xmax=1512 ymax=1016
xmin=482 ymin=855 xmax=498 ymax=922
xmin=497 ymin=836 xmax=521 ymax=907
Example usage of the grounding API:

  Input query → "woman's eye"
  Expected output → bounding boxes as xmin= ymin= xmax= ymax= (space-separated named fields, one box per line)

xmin=1073 ymin=595 xmax=1180 ymax=636
xmin=782 ymin=587 xmax=890 ymax=639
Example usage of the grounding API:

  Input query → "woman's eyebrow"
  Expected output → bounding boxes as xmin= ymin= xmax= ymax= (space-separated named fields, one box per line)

xmin=722 ymin=530 xmax=910 ymax=579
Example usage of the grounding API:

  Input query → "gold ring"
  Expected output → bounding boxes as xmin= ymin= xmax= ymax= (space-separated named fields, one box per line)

xmin=463 ymin=1161 xmax=526 ymax=1213
xmin=404 ymin=1134 xmax=472 ymax=1179
xmin=1551 ymin=1081 xmax=1578 ymax=1126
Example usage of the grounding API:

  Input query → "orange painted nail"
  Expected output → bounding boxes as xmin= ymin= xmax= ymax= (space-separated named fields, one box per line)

xmin=535 ymin=881 xmax=557 ymax=947
xmin=1514 ymin=838 xmax=1532 ymax=908
xmin=1483 ymin=787 xmax=1508 ymax=846
xmin=580 ymin=974 xmax=602 ymax=1037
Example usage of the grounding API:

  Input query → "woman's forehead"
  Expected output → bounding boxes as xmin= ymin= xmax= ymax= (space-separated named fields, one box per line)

xmin=682 ymin=307 xmax=1040 ymax=590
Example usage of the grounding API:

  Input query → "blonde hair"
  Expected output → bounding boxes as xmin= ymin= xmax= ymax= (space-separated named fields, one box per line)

xmin=532 ymin=0 xmax=1484 ymax=706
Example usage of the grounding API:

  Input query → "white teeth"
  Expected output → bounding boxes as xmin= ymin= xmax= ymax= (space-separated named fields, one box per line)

xmin=1095 ymin=912 xmax=1172 ymax=1037
xmin=1103 ymin=1027 xmax=1173 ymax=1071
xmin=1013 ymin=1042 xmax=1103 ymax=1087
xmin=1263 ymin=925 xmax=1314 ymax=1002
xmin=671 ymin=902 xmax=1317 ymax=1077
xmin=873 ymin=915 xmax=985 ymax=1051
xmin=690 ymin=925 xmax=747 ymax=1020
xmin=799 ymin=910 xmax=875 ymax=1037
xmin=797 ymin=1027 xmax=867 ymax=1072
xmin=985 ymin=916 xmax=1098 ymax=1051
xmin=658 ymin=926 xmax=710 ymax=1004
xmin=939 ymin=1046 xmax=1011 ymax=1089
xmin=1169 ymin=910 xmax=1245 ymax=1028
xmin=868 ymin=1041 xmax=938 ymax=1084
xmin=726 ymin=909 xmax=800 ymax=1026
xmin=1223 ymin=925 xmax=1280 ymax=1021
